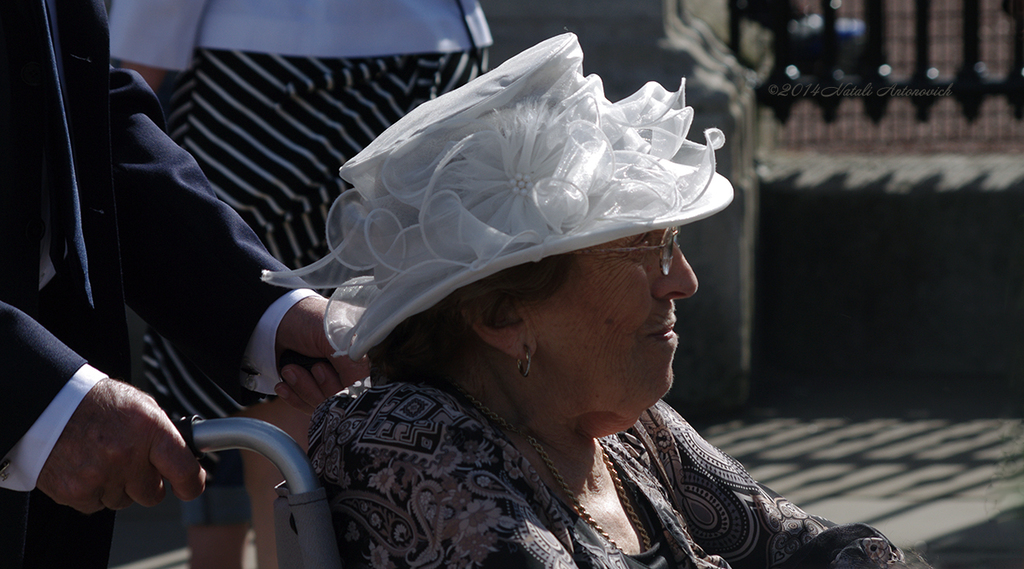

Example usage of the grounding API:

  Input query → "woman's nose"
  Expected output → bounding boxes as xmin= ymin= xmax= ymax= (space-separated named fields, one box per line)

xmin=654 ymin=246 xmax=698 ymax=300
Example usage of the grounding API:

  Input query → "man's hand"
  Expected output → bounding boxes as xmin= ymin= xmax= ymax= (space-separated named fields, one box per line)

xmin=273 ymin=295 xmax=369 ymax=414
xmin=35 ymin=378 xmax=206 ymax=513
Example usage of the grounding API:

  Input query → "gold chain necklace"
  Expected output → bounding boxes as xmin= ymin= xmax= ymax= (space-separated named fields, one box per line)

xmin=452 ymin=383 xmax=651 ymax=552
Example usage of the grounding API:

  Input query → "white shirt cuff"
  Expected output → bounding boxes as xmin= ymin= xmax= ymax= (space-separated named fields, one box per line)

xmin=0 ymin=365 xmax=107 ymax=491
xmin=240 ymin=289 xmax=318 ymax=394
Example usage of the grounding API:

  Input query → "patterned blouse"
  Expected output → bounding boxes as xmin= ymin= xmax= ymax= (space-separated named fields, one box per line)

xmin=308 ymin=381 xmax=903 ymax=569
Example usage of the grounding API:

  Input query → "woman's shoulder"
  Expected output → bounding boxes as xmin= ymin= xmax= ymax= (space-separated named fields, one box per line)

xmin=635 ymin=399 xmax=701 ymax=441
xmin=308 ymin=381 xmax=477 ymax=453
xmin=631 ymin=400 xmax=754 ymax=486
xmin=315 ymin=380 xmax=460 ymax=419
xmin=308 ymin=381 xmax=574 ymax=568
xmin=308 ymin=380 xmax=515 ymax=500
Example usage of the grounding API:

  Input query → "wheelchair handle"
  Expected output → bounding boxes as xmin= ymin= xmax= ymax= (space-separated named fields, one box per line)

xmin=175 ymin=415 xmax=320 ymax=494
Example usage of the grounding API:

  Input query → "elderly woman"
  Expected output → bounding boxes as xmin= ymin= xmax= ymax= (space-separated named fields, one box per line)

xmin=266 ymin=34 xmax=907 ymax=569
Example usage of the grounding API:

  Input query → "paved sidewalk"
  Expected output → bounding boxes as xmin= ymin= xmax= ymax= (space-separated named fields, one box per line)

xmin=109 ymin=499 xmax=257 ymax=569
xmin=691 ymin=364 xmax=1024 ymax=569
xmin=702 ymin=415 xmax=1024 ymax=568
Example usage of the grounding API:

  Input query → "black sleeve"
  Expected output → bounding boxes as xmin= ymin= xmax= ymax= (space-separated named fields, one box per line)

xmin=107 ymin=65 xmax=291 ymax=399
xmin=0 ymin=305 xmax=87 ymax=455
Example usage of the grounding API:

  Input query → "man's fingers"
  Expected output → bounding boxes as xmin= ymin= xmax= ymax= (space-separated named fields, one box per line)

xmin=163 ymin=459 xmax=206 ymax=503
xmin=277 ymin=353 xmax=369 ymax=414
xmin=277 ymin=364 xmax=322 ymax=414
xmin=312 ymin=361 xmax=344 ymax=394
xmin=148 ymin=421 xmax=206 ymax=502
xmin=330 ymin=354 xmax=369 ymax=390
xmin=124 ymin=465 xmax=167 ymax=508
xmin=100 ymin=485 xmax=136 ymax=511
xmin=274 ymin=382 xmax=313 ymax=415
xmin=41 ymin=471 xmax=106 ymax=514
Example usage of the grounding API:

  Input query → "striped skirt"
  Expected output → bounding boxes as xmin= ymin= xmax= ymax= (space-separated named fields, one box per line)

xmin=144 ymin=48 xmax=487 ymax=419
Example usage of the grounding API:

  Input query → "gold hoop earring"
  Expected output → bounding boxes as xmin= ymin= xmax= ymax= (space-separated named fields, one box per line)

xmin=517 ymin=349 xmax=532 ymax=377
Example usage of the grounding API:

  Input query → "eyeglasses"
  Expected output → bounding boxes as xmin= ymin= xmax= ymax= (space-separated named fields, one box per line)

xmin=572 ymin=227 xmax=679 ymax=275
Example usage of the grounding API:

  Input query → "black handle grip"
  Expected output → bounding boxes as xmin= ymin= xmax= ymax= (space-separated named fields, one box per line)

xmin=175 ymin=414 xmax=206 ymax=459
xmin=278 ymin=349 xmax=330 ymax=373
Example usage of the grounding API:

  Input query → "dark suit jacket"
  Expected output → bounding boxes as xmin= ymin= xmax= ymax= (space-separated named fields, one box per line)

xmin=0 ymin=1 xmax=291 ymax=566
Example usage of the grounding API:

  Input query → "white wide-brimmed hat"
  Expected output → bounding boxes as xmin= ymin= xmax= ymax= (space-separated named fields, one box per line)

xmin=263 ymin=33 xmax=733 ymax=359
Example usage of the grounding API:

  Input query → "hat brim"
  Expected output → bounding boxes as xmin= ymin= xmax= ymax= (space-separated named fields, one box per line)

xmin=339 ymin=171 xmax=733 ymax=359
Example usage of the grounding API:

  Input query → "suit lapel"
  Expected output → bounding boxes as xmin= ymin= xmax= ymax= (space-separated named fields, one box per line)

xmin=39 ymin=0 xmax=93 ymax=307
xmin=51 ymin=0 xmax=131 ymax=378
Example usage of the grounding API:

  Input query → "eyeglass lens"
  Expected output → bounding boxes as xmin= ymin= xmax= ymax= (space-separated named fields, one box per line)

xmin=660 ymin=228 xmax=678 ymax=275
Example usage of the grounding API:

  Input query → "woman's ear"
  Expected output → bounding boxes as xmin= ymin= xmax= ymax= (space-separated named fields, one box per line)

xmin=470 ymin=311 xmax=530 ymax=360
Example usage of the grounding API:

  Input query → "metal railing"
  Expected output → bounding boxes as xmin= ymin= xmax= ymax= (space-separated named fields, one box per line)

xmin=731 ymin=0 xmax=1024 ymax=124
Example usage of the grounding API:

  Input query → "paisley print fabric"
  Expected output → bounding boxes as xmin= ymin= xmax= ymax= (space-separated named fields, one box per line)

xmin=308 ymin=382 xmax=901 ymax=568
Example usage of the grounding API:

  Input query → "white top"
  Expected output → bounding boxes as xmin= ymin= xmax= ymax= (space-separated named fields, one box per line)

xmin=109 ymin=0 xmax=492 ymax=71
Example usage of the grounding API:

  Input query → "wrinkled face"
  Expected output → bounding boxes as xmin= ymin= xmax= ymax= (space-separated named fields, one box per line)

xmin=521 ymin=229 xmax=699 ymax=426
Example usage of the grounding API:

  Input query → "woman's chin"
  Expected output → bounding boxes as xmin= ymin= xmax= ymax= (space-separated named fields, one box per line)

xmin=658 ymin=371 xmax=674 ymax=399
xmin=636 ymin=367 xmax=675 ymax=413
xmin=648 ymin=371 xmax=673 ymax=407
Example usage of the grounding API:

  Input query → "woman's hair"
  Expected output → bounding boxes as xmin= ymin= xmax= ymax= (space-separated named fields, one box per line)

xmin=367 ymin=254 xmax=576 ymax=383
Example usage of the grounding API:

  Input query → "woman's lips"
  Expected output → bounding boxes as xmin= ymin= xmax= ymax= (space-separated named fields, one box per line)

xmin=648 ymin=319 xmax=677 ymax=339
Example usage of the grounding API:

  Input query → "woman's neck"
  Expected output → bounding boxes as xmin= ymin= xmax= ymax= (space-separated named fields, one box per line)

xmin=448 ymin=359 xmax=648 ymax=555
xmin=449 ymin=355 xmax=607 ymax=484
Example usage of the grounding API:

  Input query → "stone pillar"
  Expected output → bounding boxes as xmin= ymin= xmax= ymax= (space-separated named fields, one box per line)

xmin=479 ymin=0 xmax=758 ymax=416
xmin=660 ymin=0 xmax=759 ymax=416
